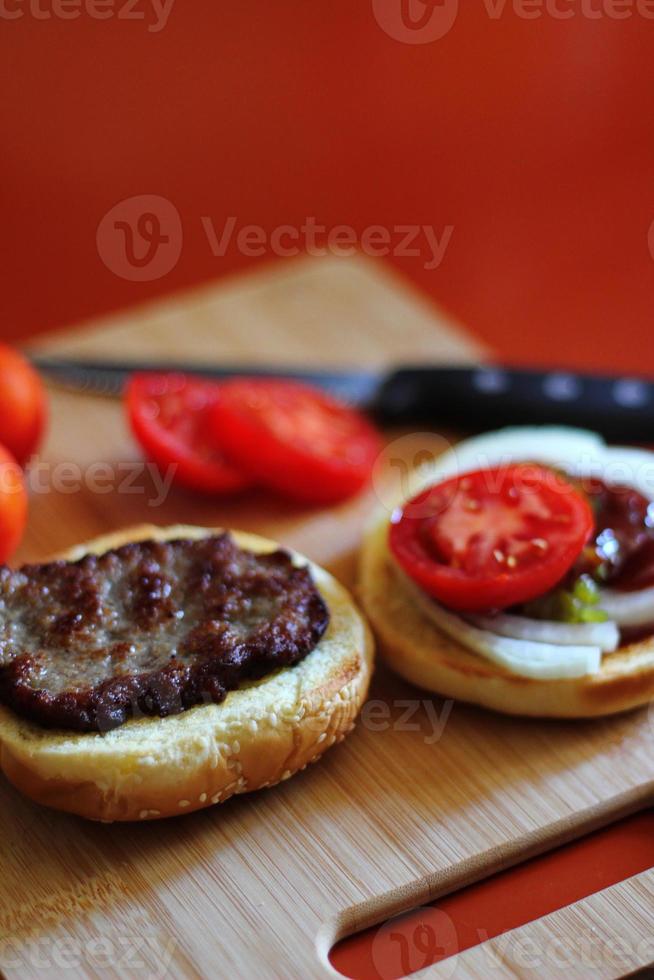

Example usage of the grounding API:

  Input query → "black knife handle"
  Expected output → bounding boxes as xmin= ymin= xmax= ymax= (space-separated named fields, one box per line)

xmin=376 ymin=366 xmax=654 ymax=441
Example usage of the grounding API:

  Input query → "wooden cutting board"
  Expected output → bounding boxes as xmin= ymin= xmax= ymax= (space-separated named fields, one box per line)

xmin=2 ymin=256 xmax=653 ymax=980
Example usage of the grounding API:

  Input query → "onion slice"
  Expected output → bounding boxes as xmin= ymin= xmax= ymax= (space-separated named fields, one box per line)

xmin=597 ymin=586 xmax=654 ymax=628
xmin=467 ymin=612 xmax=619 ymax=653
xmin=399 ymin=571 xmax=601 ymax=679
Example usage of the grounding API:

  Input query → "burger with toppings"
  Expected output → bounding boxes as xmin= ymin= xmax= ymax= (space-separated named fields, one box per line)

xmin=359 ymin=426 xmax=654 ymax=717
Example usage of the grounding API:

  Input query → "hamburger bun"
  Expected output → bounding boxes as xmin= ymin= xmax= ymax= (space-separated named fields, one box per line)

xmin=0 ymin=524 xmax=373 ymax=821
xmin=359 ymin=516 xmax=654 ymax=718
xmin=358 ymin=427 xmax=654 ymax=719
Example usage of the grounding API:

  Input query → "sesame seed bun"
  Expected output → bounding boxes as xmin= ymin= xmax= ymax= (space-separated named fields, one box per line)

xmin=359 ymin=513 xmax=654 ymax=718
xmin=0 ymin=525 xmax=373 ymax=821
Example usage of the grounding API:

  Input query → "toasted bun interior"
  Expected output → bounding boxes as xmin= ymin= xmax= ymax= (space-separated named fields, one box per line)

xmin=0 ymin=525 xmax=373 ymax=821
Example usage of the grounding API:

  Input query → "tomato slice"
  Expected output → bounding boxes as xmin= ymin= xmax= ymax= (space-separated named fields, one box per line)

xmin=389 ymin=463 xmax=594 ymax=612
xmin=209 ymin=379 xmax=382 ymax=503
xmin=126 ymin=373 xmax=251 ymax=494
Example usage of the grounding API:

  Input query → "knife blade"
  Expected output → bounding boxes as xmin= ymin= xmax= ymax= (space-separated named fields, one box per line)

xmin=30 ymin=355 xmax=654 ymax=441
xmin=30 ymin=355 xmax=380 ymax=404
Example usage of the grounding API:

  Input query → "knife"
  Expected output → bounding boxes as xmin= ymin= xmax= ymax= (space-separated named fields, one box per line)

xmin=30 ymin=355 xmax=654 ymax=441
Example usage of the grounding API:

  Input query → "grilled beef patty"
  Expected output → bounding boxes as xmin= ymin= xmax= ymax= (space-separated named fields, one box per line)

xmin=0 ymin=534 xmax=329 ymax=732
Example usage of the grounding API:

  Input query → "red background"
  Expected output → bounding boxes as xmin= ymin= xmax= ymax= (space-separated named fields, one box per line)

xmin=3 ymin=2 xmax=654 ymax=374
xmin=3 ymin=3 xmax=654 ymax=976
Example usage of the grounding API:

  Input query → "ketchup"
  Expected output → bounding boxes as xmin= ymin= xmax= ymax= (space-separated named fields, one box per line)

xmin=576 ymin=477 xmax=654 ymax=591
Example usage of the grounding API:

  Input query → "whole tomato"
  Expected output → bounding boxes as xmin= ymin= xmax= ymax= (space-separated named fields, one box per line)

xmin=0 ymin=344 xmax=46 ymax=465
xmin=0 ymin=443 xmax=28 ymax=562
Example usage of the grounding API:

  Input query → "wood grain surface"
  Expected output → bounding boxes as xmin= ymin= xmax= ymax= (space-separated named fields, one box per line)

xmin=424 ymin=867 xmax=654 ymax=979
xmin=2 ymin=256 xmax=653 ymax=980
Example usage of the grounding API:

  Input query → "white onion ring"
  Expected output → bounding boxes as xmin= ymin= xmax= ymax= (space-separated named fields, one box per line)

xmin=597 ymin=586 xmax=654 ymax=628
xmin=466 ymin=612 xmax=619 ymax=653
xmin=399 ymin=572 xmax=601 ymax=679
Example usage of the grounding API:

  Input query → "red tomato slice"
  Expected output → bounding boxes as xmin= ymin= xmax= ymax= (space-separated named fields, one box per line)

xmin=126 ymin=373 xmax=251 ymax=494
xmin=389 ymin=463 xmax=594 ymax=612
xmin=0 ymin=444 xmax=28 ymax=562
xmin=210 ymin=379 xmax=382 ymax=504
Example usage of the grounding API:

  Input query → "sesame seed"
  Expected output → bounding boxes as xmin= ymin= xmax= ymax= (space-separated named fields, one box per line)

xmin=493 ymin=549 xmax=505 ymax=563
xmin=199 ymin=793 xmax=207 ymax=803
xmin=506 ymin=555 xmax=518 ymax=568
xmin=139 ymin=810 xmax=149 ymax=820
xmin=281 ymin=770 xmax=292 ymax=780
xmin=463 ymin=498 xmax=480 ymax=511
xmin=532 ymin=537 xmax=548 ymax=551
xmin=317 ymin=732 xmax=327 ymax=743
xmin=231 ymin=740 xmax=241 ymax=754
xmin=211 ymin=793 xmax=222 ymax=804
xmin=178 ymin=800 xmax=190 ymax=808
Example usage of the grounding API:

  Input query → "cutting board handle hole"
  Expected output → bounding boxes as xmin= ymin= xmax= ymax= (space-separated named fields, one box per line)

xmin=329 ymin=807 xmax=654 ymax=979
